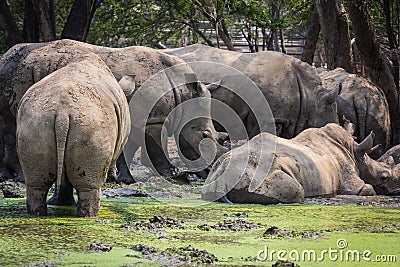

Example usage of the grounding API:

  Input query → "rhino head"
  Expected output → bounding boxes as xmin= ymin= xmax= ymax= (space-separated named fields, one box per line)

xmin=353 ymin=130 xmax=400 ymax=196
xmin=305 ymin=86 xmax=340 ymax=130
xmin=175 ymin=73 xmax=228 ymax=177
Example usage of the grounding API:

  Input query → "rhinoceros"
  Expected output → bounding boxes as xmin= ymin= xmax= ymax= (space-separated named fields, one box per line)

xmin=202 ymin=122 xmax=400 ymax=204
xmin=0 ymin=39 xmax=227 ymax=186
xmin=318 ymin=68 xmax=390 ymax=158
xmin=166 ymin=44 xmax=339 ymax=139
xmin=17 ymin=54 xmax=133 ymax=216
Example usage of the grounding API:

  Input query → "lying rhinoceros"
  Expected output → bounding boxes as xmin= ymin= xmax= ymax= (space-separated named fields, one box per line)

xmin=0 ymin=39 xmax=227 ymax=186
xmin=166 ymin=44 xmax=339 ymax=139
xmin=17 ymin=54 xmax=133 ymax=216
xmin=319 ymin=68 xmax=390 ymax=158
xmin=202 ymin=122 xmax=400 ymax=204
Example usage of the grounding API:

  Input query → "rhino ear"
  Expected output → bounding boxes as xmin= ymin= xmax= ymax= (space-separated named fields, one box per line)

xmin=354 ymin=131 xmax=375 ymax=159
xmin=342 ymin=116 xmax=355 ymax=135
xmin=184 ymin=73 xmax=204 ymax=96
xmin=320 ymin=85 xmax=340 ymax=104
xmin=387 ymin=156 xmax=395 ymax=166
xmin=119 ymin=75 xmax=136 ymax=97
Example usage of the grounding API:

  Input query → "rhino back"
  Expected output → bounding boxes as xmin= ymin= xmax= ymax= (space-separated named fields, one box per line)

xmin=18 ymin=56 xmax=129 ymax=164
xmin=167 ymin=45 xmax=332 ymax=138
xmin=1 ymin=39 xmax=190 ymax=116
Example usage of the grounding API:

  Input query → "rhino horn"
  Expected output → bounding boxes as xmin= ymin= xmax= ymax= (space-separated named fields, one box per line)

xmin=343 ymin=115 xmax=355 ymax=135
xmin=320 ymin=85 xmax=340 ymax=104
xmin=354 ymin=131 xmax=375 ymax=159
xmin=206 ymin=80 xmax=221 ymax=92
xmin=370 ymin=144 xmax=381 ymax=154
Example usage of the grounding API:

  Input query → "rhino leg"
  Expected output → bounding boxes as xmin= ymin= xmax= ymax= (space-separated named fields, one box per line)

xmin=107 ymin=163 xmax=118 ymax=182
xmin=76 ymin=188 xmax=102 ymax=217
xmin=142 ymin=124 xmax=174 ymax=177
xmin=116 ymin=149 xmax=137 ymax=184
xmin=47 ymin=178 xmax=76 ymax=206
xmin=358 ymin=183 xmax=376 ymax=196
xmin=25 ymin=171 xmax=54 ymax=215
xmin=261 ymin=170 xmax=305 ymax=204
xmin=4 ymin=133 xmax=25 ymax=182
xmin=26 ymin=186 xmax=50 ymax=216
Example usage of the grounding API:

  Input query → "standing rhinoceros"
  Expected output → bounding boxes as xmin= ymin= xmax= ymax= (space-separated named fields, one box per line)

xmin=202 ymin=122 xmax=400 ymax=204
xmin=319 ymin=68 xmax=390 ymax=158
xmin=0 ymin=39 xmax=227 ymax=187
xmin=17 ymin=54 xmax=133 ymax=216
xmin=166 ymin=44 xmax=339 ymax=139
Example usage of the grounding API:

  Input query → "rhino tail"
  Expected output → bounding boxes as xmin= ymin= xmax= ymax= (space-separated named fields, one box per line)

xmin=54 ymin=113 xmax=70 ymax=194
xmin=353 ymin=95 xmax=367 ymax=141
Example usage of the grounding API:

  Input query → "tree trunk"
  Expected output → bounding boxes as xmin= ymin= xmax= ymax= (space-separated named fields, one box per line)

xmin=316 ymin=0 xmax=353 ymax=72
xmin=61 ymin=0 xmax=99 ymax=41
xmin=31 ymin=0 xmax=56 ymax=41
xmin=217 ymin=20 xmax=234 ymax=51
xmin=347 ymin=0 xmax=400 ymax=145
xmin=279 ymin=28 xmax=285 ymax=54
xmin=187 ymin=20 xmax=215 ymax=47
xmin=302 ymin=5 xmax=320 ymax=65
xmin=0 ymin=0 xmax=24 ymax=46
xmin=241 ymin=24 xmax=255 ymax=52
xmin=383 ymin=0 xmax=399 ymax=91
xmin=23 ymin=0 xmax=39 ymax=42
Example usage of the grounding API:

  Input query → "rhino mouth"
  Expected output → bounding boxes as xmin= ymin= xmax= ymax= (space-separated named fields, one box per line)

xmin=374 ymin=184 xmax=400 ymax=196
xmin=387 ymin=189 xmax=400 ymax=196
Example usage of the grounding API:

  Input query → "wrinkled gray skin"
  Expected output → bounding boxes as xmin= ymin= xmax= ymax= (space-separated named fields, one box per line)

xmin=0 ymin=40 xmax=227 ymax=189
xmin=202 ymin=122 xmax=400 ymax=204
xmin=166 ymin=44 xmax=339 ymax=139
xmin=17 ymin=55 xmax=132 ymax=217
xmin=318 ymin=68 xmax=390 ymax=158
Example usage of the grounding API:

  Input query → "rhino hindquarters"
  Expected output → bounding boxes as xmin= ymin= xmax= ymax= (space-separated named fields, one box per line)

xmin=17 ymin=113 xmax=58 ymax=216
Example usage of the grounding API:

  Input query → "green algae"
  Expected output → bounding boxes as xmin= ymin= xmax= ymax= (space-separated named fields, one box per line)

xmin=0 ymin=196 xmax=399 ymax=267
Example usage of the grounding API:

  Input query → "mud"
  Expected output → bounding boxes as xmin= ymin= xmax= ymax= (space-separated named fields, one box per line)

xmin=20 ymin=261 xmax=58 ymax=267
xmin=132 ymin=243 xmax=217 ymax=265
xmin=272 ymin=260 xmax=300 ymax=267
xmin=305 ymin=195 xmax=400 ymax=207
xmin=0 ymin=181 xmax=24 ymax=198
xmin=89 ymin=242 xmax=112 ymax=252
xmin=263 ymin=226 xmax=325 ymax=239
xmin=198 ymin=219 xmax=262 ymax=231
xmin=121 ymin=215 xmax=185 ymax=232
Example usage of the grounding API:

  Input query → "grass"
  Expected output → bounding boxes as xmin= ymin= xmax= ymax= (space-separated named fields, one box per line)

xmin=0 ymin=194 xmax=399 ymax=267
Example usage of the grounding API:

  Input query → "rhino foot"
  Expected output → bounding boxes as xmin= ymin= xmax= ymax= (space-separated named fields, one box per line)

xmin=166 ymin=172 xmax=191 ymax=185
xmin=27 ymin=187 xmax=49 ymax=216
xmin=115 ymin=155 xmax=135 ymax=184
xmin=358 ymin=184 xmax=376 ymax=196
xmin=47 ymin=193 xmax=76 ymax=206
xmin=47 ymin=185 xmax=76 ymax=206
xmin=13 ymin=170 xmax=25 ymax=183
xmin=0 ymin=167 xmax=13 ymax=182
xmin=107 ymin=164 xmax=118 ymax=182
xmin=116 ymin=172 xmax=135 ymax=184
xmin=219 ymin=195 xmax=233 ymax=204
xmin=76 ymin=189 xmax=101 ymax=217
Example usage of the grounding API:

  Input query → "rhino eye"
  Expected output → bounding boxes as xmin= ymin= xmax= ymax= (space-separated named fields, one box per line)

xmin=203 ymin=131 xmax=212 ymax=138
xmin=381 ymin=172 xmax=390 ymax=181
